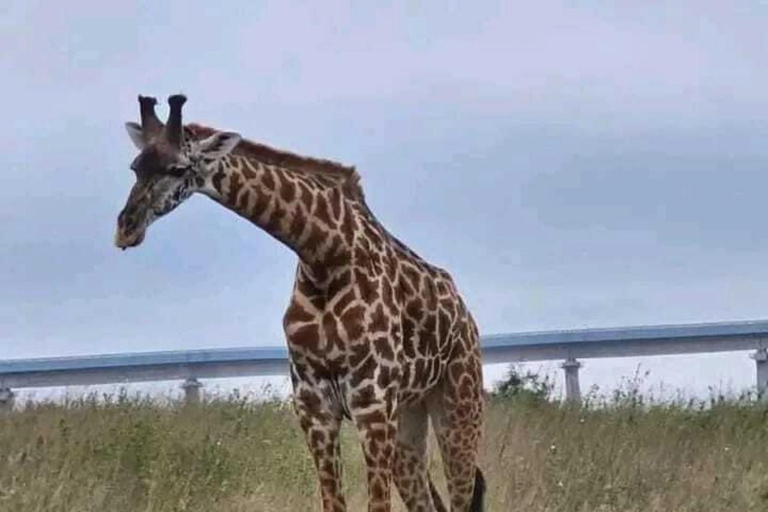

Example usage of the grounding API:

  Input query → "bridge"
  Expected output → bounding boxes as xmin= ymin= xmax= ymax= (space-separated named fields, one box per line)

xmin=3 ymin=318 xmax=768 ymax=411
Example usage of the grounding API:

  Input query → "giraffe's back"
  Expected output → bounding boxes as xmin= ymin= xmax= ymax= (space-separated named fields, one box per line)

xmin=381 ymin=230 xmax=482 ymax=406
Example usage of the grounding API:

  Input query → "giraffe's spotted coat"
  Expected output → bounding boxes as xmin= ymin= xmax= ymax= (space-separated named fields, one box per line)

xmin=117 ymin=98 xmax=485 ymax=512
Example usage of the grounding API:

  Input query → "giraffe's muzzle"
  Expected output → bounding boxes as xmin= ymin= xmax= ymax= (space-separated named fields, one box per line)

xmin=114 ymin=227 xmax=145 ymax=250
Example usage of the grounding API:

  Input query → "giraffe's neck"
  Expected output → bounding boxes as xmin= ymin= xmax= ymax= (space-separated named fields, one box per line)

xmin=200 ymin=154 xmax=356 ymax=275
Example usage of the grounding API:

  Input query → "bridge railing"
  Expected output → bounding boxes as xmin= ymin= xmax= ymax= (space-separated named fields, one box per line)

xmin=3 ymin=319 xmax=768 ymax=411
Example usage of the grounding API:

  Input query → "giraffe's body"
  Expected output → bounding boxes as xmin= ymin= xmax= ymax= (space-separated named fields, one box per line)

xmin=116 ymin=96 xmax=485 ymax=512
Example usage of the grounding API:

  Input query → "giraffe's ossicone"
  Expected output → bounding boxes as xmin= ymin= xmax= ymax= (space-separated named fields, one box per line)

xmin=117 ymin=94 xmax=486 ymax=512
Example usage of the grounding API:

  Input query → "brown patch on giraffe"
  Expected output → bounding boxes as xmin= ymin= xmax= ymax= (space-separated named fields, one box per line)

xmin=350 ymin=355 xmax=376 ymax=387
xmin=340 ymin=304 xmax=366 ymax=341
xmin=313 ymin=192 xmax=335 ymax=227
xmin=450 ymin=336 xmax=468 ymax=358
xmin=369 ymin=304 xmax=389 ymax=334
xmin=264 ymin=200 xmax=287 ymax=234
xmin=458 ymin=376 xmax=477 ymax=401
xmin=332 ymin=289 xmax=356 ymax=317
xmin=227 ymin=172 xmax=244 ymax=205
xmin=304 ymin=223 xmax=327 ymax=255
xmin=288 ymin=204 xmax=308 ymax=239
xmin=366 ymin=252 xmax=384 ymax=274
xmin=291 ymin=324 xmax=321 ymax=352
xmin=423 ymin=315 xmax=437 ymax=346
xmin=357 ymin=236 xmax=372 ymax=254
xmin=240 ymin=161 xmax=257 ymax=180
xmin=385 ymin=252 xmax=399 ymax=277
xmin=313 ymin=174 xmax=338 ymax=188
xmin=401 ymin=264 xmax=423 ymax=293
xmin=309 ymin=355 xmax=344 ymax=379
xmin=310 ymin=429 xmax=326 ymax=448
xmin=211 ymin=169 xmax=226 ymax=193
xmin=405 ymin=298 xmax=422 ymax=321
xmin=297 ymin=388 xmax=322 ymax=414
xmin=413 ymin=359 xmax=429 ymax=388
xmin=370 ymin=479 xmax=387 ymax=501
xmin=304 ymin=357 xmax=328 ymax=379
xmin=381 ymin=278 xmax=396 ymax=312
xmin=295 ymin=274 xmax=318 ymax=297
xmin=356 ymin=409 xmax=387 ymax=428
xmin=416 ymin=332 xmax=432 ymax=357
xmin=349 ymin=342 xmax=369 ymax=368
xmin=340 ymin=208 xmax=357 ymax=245
xmin=381 ymin=442 xmax=394 ymax=461
xmin=298 ymin=181 xmax=315 ymax=209
xmin=279 ymin=178 xmax=297 ymax=203
xmin=372 ymin=336 xmax=395 ymax=360
xmin=449 ymin=360 xmax=466 ymax=382
xmin=251 ymin=187 xmax=271 ymax=218
xmin=323 ymin=237 xmax=350 ymax=268
xmin=326 ymin=269 xmax=352 ymax=299
xmin=397 ymin=273 xmax=416 ymax=299
xmin=329 ymin=188 xmax=343 ymax=222
xmin=350 ymin=385 xmax=376 ymax=409
xmin=321 ymin=312 xmax=344 ymax=353
xmin=438 ymin=310 xmax=451 ymax=342
xmin=377 ymin=365 xmax=398 ymax=390
xmin=308 ymin=293 xmax=327 ymax=314
xmin=402 ymin=319 xmax=417 ymax=358
xmin=439 ymin=297 xmax=457 ymax=317
xmin=362 ymin=222 xmax=384 ymax=247
xmin=424 ymin=278 xmax=439 ymax=310
xmin=261 ymin=167 xmax=276 ymax=191
xmin=355 ymin=269 xmax=379 ymax=304
xmin=236 ymin=189 xmax=250 ymax=212
xmin=284 ymin=301 xmax=315 ymax=324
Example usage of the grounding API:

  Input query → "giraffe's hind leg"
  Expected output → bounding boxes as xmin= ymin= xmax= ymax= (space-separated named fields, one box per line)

xmin=393 ymin=401 xmax=447 ymax=512
xmin=427 ymin=354 xmax=485 ymax=512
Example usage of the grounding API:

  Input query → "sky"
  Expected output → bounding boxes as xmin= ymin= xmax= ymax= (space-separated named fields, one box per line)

xmin=2 ymin=1 xmax=768 ymax=401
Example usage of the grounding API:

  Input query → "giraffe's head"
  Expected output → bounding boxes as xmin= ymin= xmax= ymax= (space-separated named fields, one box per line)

xmin=115 ymin=94 xmax=241 ymax=249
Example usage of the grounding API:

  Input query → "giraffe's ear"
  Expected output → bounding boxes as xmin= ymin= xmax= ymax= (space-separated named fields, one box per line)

xmin=125 ymin=122 xmax=147 ymax=150
xmin=198 ymin=132 xmax=242 ymax=160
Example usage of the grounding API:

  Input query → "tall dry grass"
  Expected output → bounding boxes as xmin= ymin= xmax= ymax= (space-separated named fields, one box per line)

xmin=1 ymin=388 xmax=768 ymax=511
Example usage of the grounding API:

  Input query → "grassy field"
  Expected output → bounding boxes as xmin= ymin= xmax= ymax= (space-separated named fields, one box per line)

xmin=2 ymin=388 xmax=768 ymax=512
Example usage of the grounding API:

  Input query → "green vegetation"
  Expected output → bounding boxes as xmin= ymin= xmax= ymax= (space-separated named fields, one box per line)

xmin=2 ymin=375 xmax=768 ymax=512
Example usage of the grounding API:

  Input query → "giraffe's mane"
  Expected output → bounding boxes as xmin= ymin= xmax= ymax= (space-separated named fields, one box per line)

xmin=187 ymin=123 xmax=365 ymax=202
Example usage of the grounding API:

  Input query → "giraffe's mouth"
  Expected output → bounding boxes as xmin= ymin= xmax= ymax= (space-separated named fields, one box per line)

xmin=114 ymin=228 xmax=146 ymax=250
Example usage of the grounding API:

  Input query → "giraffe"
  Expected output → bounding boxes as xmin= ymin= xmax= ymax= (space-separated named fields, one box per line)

xmin=115 ymin=94 xmax=486 ymax=512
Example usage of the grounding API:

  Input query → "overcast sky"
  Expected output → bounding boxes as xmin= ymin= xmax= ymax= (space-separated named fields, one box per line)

xmin=2 ymin=1 xmax=768 ymax=399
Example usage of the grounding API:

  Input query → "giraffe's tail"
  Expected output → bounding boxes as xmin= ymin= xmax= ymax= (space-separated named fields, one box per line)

xmin=470 ymin=467 xmax=486 ymax=512
xmin=428 ymin=467 xmax=486 ymax=512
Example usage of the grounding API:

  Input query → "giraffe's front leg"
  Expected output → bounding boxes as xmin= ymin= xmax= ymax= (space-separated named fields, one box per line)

xmin=293 ymin=380 xmax=347 ymax=512
xmin=348 ymin=363 xmax=400 ymax=512
xmin=352 ymin=401 xmax=397 ymax=512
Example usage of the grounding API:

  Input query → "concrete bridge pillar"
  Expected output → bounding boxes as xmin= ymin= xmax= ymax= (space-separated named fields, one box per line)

xmin=181 ymin=377 xmax=202 ymax=405
xmin=561 ymin=358 xmax=582 ymax=404
xmin=751 ymin=348 xmax=768 ymax=399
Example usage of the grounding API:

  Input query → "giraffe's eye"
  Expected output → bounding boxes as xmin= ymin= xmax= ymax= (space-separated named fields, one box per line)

xmin=165 ymin=164 xmax=189 ymax=177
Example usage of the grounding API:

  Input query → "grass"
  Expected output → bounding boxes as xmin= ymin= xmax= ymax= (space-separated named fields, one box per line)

xmin=2 ymin=388 xmax=768 ymax=511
